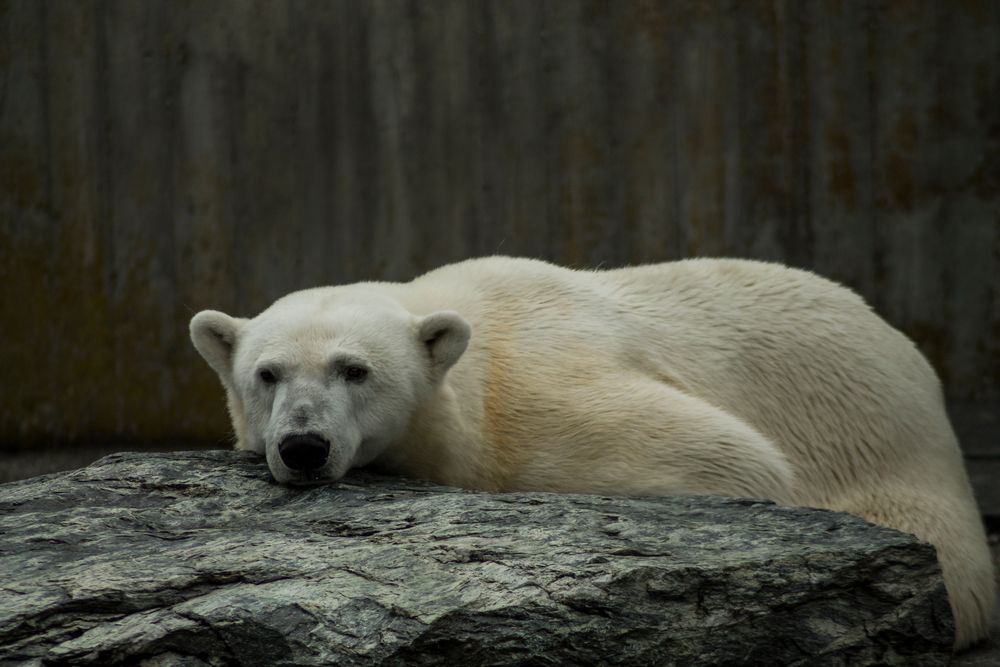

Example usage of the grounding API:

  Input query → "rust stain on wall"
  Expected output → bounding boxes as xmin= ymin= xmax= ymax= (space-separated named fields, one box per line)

xmin=826 ymin=127 xmax=857 ymax=209
xmin=0 ymin=152 xmax=42 ymax=210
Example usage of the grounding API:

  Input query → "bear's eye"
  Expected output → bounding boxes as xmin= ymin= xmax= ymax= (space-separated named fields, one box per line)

xmin=259 ymin=369 xmax=278 ymax=385
xmin=344 ymin=366 xmax=368 ymax=383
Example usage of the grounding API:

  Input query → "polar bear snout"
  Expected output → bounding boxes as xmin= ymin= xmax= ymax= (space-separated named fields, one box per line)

xmin=277 ymin=433 xmax=330 ymax=472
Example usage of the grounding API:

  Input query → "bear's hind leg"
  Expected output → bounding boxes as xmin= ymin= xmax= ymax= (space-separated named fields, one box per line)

xmin=508 ymin=377 xmax=797 ymax=503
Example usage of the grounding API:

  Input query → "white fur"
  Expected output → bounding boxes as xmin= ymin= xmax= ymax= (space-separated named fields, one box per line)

xmin=190 ymin=256 xmax=994 ymax=649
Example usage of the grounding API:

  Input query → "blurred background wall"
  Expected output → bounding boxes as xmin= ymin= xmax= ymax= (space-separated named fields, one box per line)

xmin=1 ymin=1 xmax=998 ymax=496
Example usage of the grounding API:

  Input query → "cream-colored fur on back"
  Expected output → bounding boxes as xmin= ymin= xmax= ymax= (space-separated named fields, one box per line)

xmin=193 ymin=256 xmax=994 ymax=649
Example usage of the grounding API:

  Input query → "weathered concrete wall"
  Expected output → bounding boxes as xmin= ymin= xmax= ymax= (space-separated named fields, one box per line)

xmin=1 ymin=1 xmax=998 ymax=447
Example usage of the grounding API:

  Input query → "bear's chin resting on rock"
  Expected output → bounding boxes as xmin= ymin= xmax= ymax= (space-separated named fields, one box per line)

xmin=190 ymin=255 xmax=995 ymax=650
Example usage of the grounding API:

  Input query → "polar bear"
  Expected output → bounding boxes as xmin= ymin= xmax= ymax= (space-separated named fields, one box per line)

xmin=190 ymin=256 xmax=994 ymax=649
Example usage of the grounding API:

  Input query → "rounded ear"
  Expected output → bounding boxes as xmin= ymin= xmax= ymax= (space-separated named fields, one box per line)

xmin=417 ymin=310 xmax=471 ymax=378
xmin=190 ymin=310 xmax=246 ymax=380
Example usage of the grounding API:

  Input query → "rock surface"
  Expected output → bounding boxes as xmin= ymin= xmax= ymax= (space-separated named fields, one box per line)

xmin=0 ymin=450 xmax=953 ymax=666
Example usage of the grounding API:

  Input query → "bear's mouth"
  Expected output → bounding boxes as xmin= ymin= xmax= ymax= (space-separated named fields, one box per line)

xmin=286 ymin=472 xmax=331 ymax=486
xmin=268 ymin=467 xmax=333 ymax=486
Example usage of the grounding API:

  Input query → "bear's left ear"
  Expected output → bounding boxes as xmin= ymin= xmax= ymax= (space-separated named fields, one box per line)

xmin=417 ymin=311 xmax=471 ymax=378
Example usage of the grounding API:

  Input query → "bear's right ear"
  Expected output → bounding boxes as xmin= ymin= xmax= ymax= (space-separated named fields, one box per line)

xmin=190 ymin=310 xmax=246 ymax=380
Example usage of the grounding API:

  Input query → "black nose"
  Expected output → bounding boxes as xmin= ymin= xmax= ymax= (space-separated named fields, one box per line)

xmin=278 ymin=433 xmax=330 ymax=472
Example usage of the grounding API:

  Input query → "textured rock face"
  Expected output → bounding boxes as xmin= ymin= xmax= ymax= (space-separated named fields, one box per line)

xmin=0 ymin=451 xmax=952 ymax=666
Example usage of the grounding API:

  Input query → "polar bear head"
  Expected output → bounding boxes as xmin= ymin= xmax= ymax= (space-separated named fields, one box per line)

xmin=189 ymin=288 xmax=470 ymax=485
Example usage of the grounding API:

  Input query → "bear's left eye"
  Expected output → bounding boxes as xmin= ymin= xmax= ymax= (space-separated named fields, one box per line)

xmin=259 ymin=369 xmax=278 ymax=385
xmin=344 ymin=366 xmax=368 ymax=383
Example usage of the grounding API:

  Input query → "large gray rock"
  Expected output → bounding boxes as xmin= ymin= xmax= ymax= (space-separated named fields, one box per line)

xmin=0 ymin=450 xmax=952 ymax=666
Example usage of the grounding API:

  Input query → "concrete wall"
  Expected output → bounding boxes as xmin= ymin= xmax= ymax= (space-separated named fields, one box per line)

xmin=2 ymin=0 xmax=998 ymax=448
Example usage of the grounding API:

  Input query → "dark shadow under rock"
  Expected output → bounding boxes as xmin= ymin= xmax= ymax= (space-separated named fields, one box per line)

xmin=0 ymin=450 xmax=953 ymax=666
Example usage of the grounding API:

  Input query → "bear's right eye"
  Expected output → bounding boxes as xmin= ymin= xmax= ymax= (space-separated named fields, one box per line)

xmin=259 ymin=369 xmax=278 ymax=385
